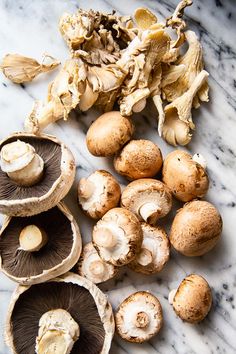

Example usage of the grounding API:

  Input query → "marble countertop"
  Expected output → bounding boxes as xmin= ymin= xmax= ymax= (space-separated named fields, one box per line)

xmin=0 ymin=0 xmax=236 ymax=353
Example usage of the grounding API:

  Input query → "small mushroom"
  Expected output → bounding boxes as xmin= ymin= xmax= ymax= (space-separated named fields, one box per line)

xmin=170 ymin=200 xmax=222 ymax=256
xmin=92 ymin=208 xmax=143 ymax=266
xmin=114 ymin=140 xmax=163 ymax=180
xmin=171 ymin=274 xmax=212 ymax=323
xmin=5 ymin=272 xmax=114 ymax=354
xmin=121 ymin=179 xmax=172 ymax=225
xmin=86 ymin=111 xmax=134 ymax=157
xmin=78 ymin=170 xmax=121 ymax=219
xmin=128 ymin=223 xmax=170 ymax=274
xmin=115 ymin=291 xmax=163 ymax=343
xmin=162 ymin=150 xmax=209 ymax=202
xmin=77 ymin=242 xmax=118 ymax=284
xmin=0 ymin=132 xmax=75 ymax=216
xmin=0 ymin=203 xmax=82 ymax=285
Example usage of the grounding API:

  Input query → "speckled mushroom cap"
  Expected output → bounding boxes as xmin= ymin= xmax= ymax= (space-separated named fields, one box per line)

xmin=0 ymin=132 xmax=75 ymax=216
xmin=170 ymin=200 xmax=222 ymax=256
xmin=0 ymin=202 xmax=82 ymax=285
xmin=5 ymin=272 xmax=115 ymax=354
xmin=162 ymin=150 xmax=209 ymax=202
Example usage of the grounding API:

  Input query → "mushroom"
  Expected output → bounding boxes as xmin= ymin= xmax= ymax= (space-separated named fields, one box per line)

xmin=171 ymin=274 xmax=212 ymax=323
xmin=170 ymin=200 xmax=222 ymax=256
xmin=77 ymin=242 xmax=118 ymax=284
xmin=92 ymin=208 xmax=143 ymax=266
xmin=162 ymin=150 xmax=209 ymax=202
xmin=115 ymin=291 xmax=163 ymax=343
xmin=114 ymin=140 xmax=163 ymax=180
xmin=5 ymin=272 xmax=114 ymax=354
xmin=128 ymin=223 xmax=170 ymax=274
xmin=0 ymin=132 xmax=75 ymax=216
xmin=121 ymin=179 xmax=172 ymax=225
xmin=86 ymin=111 xmax=134 ymax=157
xmin=78 ymin=170 xmax=121 ymax=219
xmin=0 ymin=202 xmax=82 ymax=285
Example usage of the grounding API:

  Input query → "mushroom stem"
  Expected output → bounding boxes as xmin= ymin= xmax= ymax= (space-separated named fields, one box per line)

xmin=133 ymin=311 xmax=150 ymax=328
xmin=168 ymin=289 xmax=177 ymax=305
xmin=139 ymin=202 xmax=161 ymax=224
xmin=78 ymin=178 xmax=95 ymax=199
xmin=137 ymin=248 xmax=153 ymax=266
xmin=19 ymin=225 xmax=48 ymax=252
xmin=192 ymin=153 xmax=207 ymax=169
xmin=132 ymin=98 xmax=147 ymax=113
xmin=89 ymin=260 xmax=105 ymax=276
xmin=93 ymin=228 xmax=117 ymax=248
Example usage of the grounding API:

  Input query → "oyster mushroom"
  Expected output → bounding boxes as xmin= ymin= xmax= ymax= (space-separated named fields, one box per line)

xmin=5 ymin=272 xmax=114 ymax=354
xmin=121 ymin=179 xmax=172 ymax=225
xmin=115 ymin=291 xmax=163 ymax=343
xmin=78 ymin=170 xmax=121 ymax=219
xmin=134 ymin=8 xmax=157 ymax=30
xmin=0 ymin=203 xmax=82 ymax=285
xmin=170 ymin=200 xmax=222 ymax=256
xmin=0 ymin=132 xmax=75 ymax=216
xmin=92 ymin=208 xmax=143 ymax=266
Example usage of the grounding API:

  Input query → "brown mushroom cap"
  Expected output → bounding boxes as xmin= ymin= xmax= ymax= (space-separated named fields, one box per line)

xmin=170 ymin=200 xmax=222 ymax=256
xmin=86 ymin=111 xmax=134 ymax=157
xmin=173 ymin=274 xmax=212 ymax=323
xmin=0 ymin=132 xmax=75 ymax=216
xmin=162 ymin=150 xmax=209 ymax=202
xmin=0 ymin=203 xmax=82 ymax=285
xmin=114 ymin=139 xmax=163 ymax=180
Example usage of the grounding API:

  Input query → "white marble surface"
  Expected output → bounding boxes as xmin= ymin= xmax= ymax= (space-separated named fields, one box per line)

xmin=0 ymin=0 xmax=236 ymax=353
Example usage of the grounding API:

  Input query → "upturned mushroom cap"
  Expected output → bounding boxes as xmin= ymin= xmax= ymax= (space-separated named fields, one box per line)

xmin=114 ymin=139 xmax=163 ymax=180
xmin=0 ymin=132 xmax=75 ymax=216
xmin=77 ymin=242 xmax=118 ymax=284
xmin=128 ymin=223 xmax=170 ymax=274
xmin=121 ymin=179 xmax=172 ymax=225
xmin=115 ymin=291 xmax=163 ymax=343
xmin=78 ymin=170 xmax=121 ymax=219
xmin=86 ymin=111 xmax=134 ymax=157
xmin=172 ymin=274 xmax=212 ymax=323
xmin=92 ymin=208 xmax=143 ymax=266
xmin=170 ymin=200 xmax=222 ymax=256
xmin=0 ymin=202 xmax=82 ymax=285
xmin=5 ymin=272 xmax=115 ymax=354
xmin=162 ymin=150 xmax=209 ymax=202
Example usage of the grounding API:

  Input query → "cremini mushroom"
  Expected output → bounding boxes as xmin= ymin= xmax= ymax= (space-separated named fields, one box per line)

xmin=121 ymin=179 xmax=172 ymax=225
xmin=0 ymin=203 xmax=82 ymax=285
xmin=78 ymin=170 xmax=121 ymax=219
xmin=92 ymin=208 xmax=143 ymax=266
xmin=128 ymin=223 xmax=170 ymax=274
xmin=0 ymin=132 xmax=75 ymax=216
xmin=77 ymin=242 xmax=118 ymax=284
xmin=114 ymin=140 xmax=163 ymax=180
xmin=5 ymin=272 xmax=114 ymax=354
xmin=170 ymin=200 xmax=222 ymax=256
xmin=86 ymin=111 xmax=134 ymax=156
xmin=171 ymin=274 xmax=212 ymax=323
xmin=115 ymin=291 xmax=163 ymax=343
xmin=162 ymin=150 xmax=209 ymax=202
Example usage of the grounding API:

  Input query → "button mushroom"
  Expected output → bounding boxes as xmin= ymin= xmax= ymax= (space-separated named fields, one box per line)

xmin=5 ymin=272 xmax=114 ymax=354
xmin=0 ymin=203 xmax=82 ymax=284
xmin=171 ymin=274 xmax=212 ymax=323
xmin=121 ymin=179 xmax=172 ymax=225
xmin=92 ymin=208 xmax=143 ymax=266
xmin=114 ymin=139 xmax=163 ymax=180
xmin=170 ymin=200 xmax=222 ymax=256
xmin=115 ymin=291 xmax=163 ymax=343
xmin=78 ymin=170 xmax=121 ymax=219
xmin=128 ymin=223 xmax=170 ymax=274
xmin=162 ymin=150 xmax=209 ymax=202
xmin=86 ymin=111 xmax=134 ymax=157
xmin=0 ymin=132 xmax=75 ymax=216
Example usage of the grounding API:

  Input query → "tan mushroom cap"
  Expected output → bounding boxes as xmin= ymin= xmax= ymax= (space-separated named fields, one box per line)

xmin=162 ymin=150 xmax=209 ymax=202
xmin=170 ymin=200 xmax=222 ymax=256
xmin=115 ymin=291 xmax=163 ymax=343
xmin=92 ymin=208 xmax=143 ymax=266
xmin=172 ymin=274 xmax=212 ymax=323
xmin=78 ymin=170 xmax=121 ymax=219
xmin=86 ymin=111 xmax=134 ymax=157
xmin=114 ymin=139 xmax=163 ymax=180
xmin=121 ymin=179 xmax=172 ymax=225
